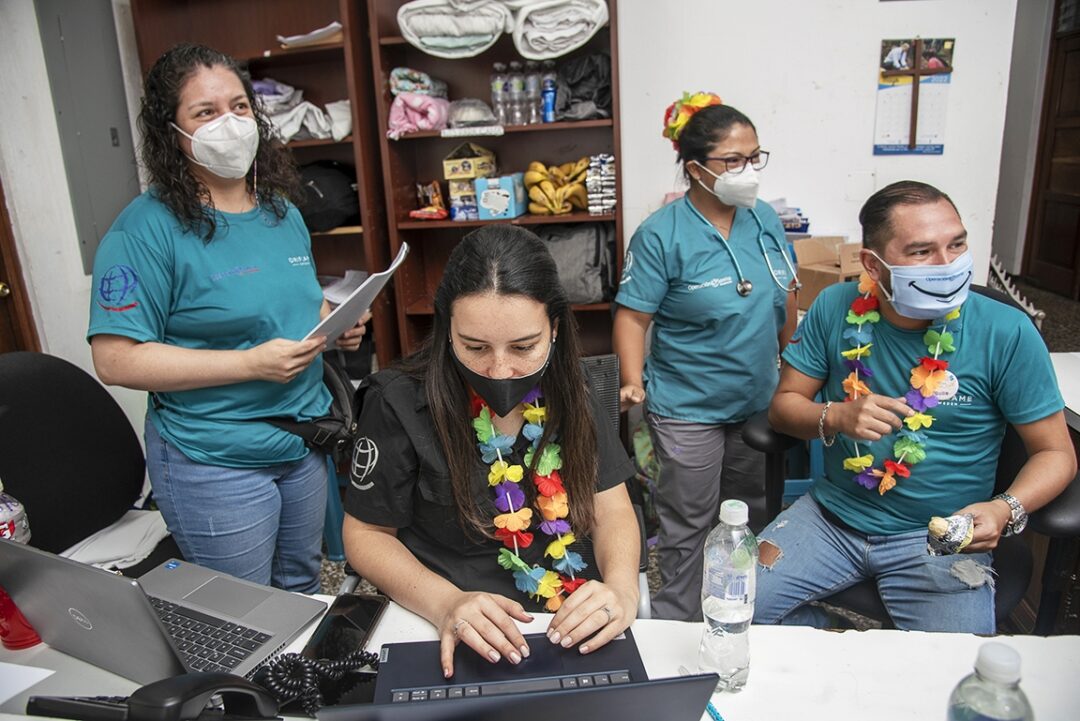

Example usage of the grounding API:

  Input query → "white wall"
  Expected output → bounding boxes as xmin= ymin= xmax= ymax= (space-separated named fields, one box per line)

xmin=993 ymin=0 xmax=1053 ymax=274
xmin=0 ymin=0 xmax=147 ymax=433
xmin=617 ymin=0 xmax=1020 ymax=283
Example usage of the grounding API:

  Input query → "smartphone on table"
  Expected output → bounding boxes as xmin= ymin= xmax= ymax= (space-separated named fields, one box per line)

xmin=302 ymin=592 xmax=389 ymax=662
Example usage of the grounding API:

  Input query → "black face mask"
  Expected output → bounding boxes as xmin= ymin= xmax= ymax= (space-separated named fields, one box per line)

xmin=451 ymin=342 xmax=553 ymax=418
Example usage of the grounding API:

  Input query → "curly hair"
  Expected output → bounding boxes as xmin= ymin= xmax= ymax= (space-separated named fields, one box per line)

xmin=137 ymin=43 xmax=301 ymax=241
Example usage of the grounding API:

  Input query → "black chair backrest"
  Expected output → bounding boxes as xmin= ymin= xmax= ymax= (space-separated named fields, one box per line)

xmin=581 ymin=354 xmax=620 ymax=434
xmin=0 ymin=352 xmax=145 ymax=553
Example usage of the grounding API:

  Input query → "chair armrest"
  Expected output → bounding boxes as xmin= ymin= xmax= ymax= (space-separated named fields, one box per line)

xmin=1028 ymin=472 xmax=1080 ymax=538
xmin=742 ymin=410 xmax=801 ymax=455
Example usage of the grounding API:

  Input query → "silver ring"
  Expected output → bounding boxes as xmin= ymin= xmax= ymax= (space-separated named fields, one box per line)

xmin=452 ymin=619 xmax=470 ymax=637
xmin=600 ymin=606 xmax=614 ymax=624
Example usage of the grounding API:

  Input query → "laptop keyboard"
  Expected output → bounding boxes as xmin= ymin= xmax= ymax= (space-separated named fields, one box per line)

xmin=148 ymin=596 xmax=271 ymax=673
xmin=389 ymin=670 xmax=633 ymax=703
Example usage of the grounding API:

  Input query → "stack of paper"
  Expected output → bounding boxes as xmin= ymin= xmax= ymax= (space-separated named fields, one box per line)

xmin=319 ymin=270 xmax=369 ymax=306
xmin=276 ymin=21 xmax=344 ymax=49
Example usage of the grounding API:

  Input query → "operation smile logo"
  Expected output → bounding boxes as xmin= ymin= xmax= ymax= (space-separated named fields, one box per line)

xmin=97 ymin=264 xmax=139 ymax=312
xmin=908 ymin=270 xmax=972 ymax=302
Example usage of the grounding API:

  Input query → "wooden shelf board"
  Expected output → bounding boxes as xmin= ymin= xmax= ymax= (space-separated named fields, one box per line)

xmin=311 ymin=225 xmax=363 ymax=237
xmin=396 ymin=212 xmax=614 ymax=231
xmin=379 ymin=35 xmax=410 ymax=46
xmin=243 ymin=43 xmax=344 ymax=63
xmin=398 ymin=119 xmax=614 ymax=140
xmin=287 ymin=135 xmax=352 ymax=148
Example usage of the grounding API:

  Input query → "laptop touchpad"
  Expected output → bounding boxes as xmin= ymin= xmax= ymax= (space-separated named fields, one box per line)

xmin=184 ymin=577 xmax=272 ymax=618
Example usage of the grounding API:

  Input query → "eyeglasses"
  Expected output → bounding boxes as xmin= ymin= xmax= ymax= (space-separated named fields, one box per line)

xmin=701 ymin=151 xmax=770 ymax=174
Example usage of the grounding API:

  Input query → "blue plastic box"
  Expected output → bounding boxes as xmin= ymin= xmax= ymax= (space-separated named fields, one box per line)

xmin=475 ymin=173 xmax=526 ymax=220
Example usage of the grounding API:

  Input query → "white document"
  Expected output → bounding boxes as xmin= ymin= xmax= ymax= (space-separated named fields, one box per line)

xmin=320 ymin=270 xmax=370 ymax=306
xmin=0 ymin=662 xmax=53 ymax=704
xmin=305 ymin=243 xmax=409 ymax=345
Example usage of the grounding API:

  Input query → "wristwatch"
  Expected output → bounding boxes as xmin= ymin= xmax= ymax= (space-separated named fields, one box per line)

xmin=993 ymin=493 xmax=1028 ymax=536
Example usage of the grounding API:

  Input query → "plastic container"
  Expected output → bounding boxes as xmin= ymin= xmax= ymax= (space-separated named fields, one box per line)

xmin=699 ymin=499 xmax=757 ymax=692
xmin=0 ymin=478 xmax=31 ymax=544
xmin=541 ymin=60 xmax=557 ymax=123
xmin=946 ymin=643 xmax=1034 ymax=720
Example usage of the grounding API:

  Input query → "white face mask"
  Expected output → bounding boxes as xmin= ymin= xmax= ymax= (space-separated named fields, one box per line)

xmin=693 ymin=162 xmax=760 ymax=208
xmin=172 ymin=112 xmax=259 ymax=180
xmin=870 ymin=250 xmax=974 ymax=320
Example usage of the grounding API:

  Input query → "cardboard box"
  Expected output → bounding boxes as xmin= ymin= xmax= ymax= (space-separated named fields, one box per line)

xmin=793 ymin=236 xmax=863 ymax=311
xmin=475 ymin=173 xmax=526 ymax=220
xmin=447 ymin=180 xmax=475 ymax=199
xmin=449 ymin=193 xmax=479 ymax=221
xmin=442 ymin=142 xmax=496 ymax=181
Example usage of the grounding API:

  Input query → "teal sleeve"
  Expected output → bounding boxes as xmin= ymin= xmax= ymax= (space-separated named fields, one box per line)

xmin=614 ymin=227 xmax=669 ymax=314
xmin=781 ymin=286 xmax=838 ymax=380
xmin=87 ymin=229 xmax=173 ymax=344
xmin=993 ymin=319 xmax=1064 ymax=426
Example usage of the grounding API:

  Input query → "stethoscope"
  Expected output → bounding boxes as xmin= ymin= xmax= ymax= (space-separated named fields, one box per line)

xmin=685 ymin=198 xmax=801 ymax=297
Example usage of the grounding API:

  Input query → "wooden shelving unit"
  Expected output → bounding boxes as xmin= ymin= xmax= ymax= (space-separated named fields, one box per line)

xmin=367 ymin=0 xmax=623 ymax=356
xmin=129 ymin=0 xmax=399 ymax=368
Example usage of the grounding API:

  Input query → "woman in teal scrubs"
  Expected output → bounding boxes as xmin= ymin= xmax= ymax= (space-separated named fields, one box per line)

xmin=613 ymin=94 xmax=798 ymax=620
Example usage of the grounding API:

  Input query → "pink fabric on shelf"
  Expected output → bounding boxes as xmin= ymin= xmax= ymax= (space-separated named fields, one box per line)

xmin=387 ymin=92 xmax=450 ymax=140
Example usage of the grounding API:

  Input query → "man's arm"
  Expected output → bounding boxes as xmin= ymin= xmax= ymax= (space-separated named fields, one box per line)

xmin=955 ymin=411 xmax=1077 ymax=552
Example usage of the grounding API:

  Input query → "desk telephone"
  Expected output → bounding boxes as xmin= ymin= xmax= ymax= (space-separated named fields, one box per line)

xmin=27 ymin=673 xmax=279 ymax=721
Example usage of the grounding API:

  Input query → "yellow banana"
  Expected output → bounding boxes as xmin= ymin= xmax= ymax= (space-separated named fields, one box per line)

xmin=528 ymin=185 xmax=551 ymax=206
xmin=527 ymin=161 xmax=549 ymax=175
xmin=538 ymin=179 xmax=558 ymax=199
xmin=558 ymin=161 xmax=576 ymax=177
xmin=566 ymin=183 xmax=588 ymax=210
xmin=523 ymin=170 xmax=548 ymax=188
xmin=572 ymin=157 xmax=590 ymax=178
xmin=547 ymin=166 xmax=567 ymax=186
xmin=528 ymin=201 xmax=553 ymax=215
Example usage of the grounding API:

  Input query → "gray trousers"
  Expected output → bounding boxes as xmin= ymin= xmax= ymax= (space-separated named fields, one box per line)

xmin=647 ymin=413 xmax=766 ymax=621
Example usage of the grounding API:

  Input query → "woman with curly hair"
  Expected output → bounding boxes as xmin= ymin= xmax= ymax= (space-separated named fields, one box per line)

xmin=613 ymin=93 xmax=798 ymax=620
xmin=87 ymin=43 xmax=365 ymax=593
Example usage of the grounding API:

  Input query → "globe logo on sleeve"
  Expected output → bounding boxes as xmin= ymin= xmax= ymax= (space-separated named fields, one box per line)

xmin=350 ymin=437 xmax=379 ymax=491
xmin=97 ymin=264 xmax=139 ymax=312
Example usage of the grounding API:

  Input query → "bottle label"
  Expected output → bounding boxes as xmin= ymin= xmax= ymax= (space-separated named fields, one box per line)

xmin=0 ymin=519 xmax=16 ymax=539
xmin=706 ymin=568 xmax=750 ymax=602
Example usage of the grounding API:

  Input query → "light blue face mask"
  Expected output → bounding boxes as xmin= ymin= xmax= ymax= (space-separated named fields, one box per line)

xmin=870 ymin=250 xmax=973 ymax=320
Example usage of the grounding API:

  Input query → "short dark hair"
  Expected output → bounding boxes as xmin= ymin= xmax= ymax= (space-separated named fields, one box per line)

xmin=677 ymin=104 xmax=756 ymax=181
xmin=400 ymin=225 xmax=597 ymax=537
xmin=858 ymin=181 xmax=959 ymax=252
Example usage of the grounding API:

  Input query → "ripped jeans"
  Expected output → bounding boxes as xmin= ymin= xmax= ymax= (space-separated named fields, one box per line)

xmin=754 ymin=494 xmax=995 ymax=633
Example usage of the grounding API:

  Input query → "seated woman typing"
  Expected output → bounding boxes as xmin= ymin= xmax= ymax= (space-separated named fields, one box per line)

xmin=342 ymin=226 xmax=640 ymax=678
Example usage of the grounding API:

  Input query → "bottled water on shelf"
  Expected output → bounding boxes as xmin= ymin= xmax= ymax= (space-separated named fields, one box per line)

xmin=524 ymin=60 xmax=542 ymax=124
xmin=699 ymin=499 xmax=757 ymax=692
xmin=507 ymin=61 xmax=526 ymax=126
xmin=541 ymin=60 xmax=557 ymax=123
xmin=490 ymin=62 xmax=509 ymax=125
xmin=947 ymin=643 xmax=1034 ymax=721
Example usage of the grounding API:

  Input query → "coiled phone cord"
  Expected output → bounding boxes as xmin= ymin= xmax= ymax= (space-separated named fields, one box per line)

xmin=253 ymin=649 xmax=379 ymax=716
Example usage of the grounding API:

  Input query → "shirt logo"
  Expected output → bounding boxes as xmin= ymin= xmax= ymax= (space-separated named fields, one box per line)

xmin=687 ymin=277 xmax=732 ymax=292
xmin=351 ymin=437 xmax=379 ymax=491
xmin=210 ymin=265 xmax=260 ymax=282
xmin=619 ymin=250 xmax=634 ymax=285
xmin=288 ymin=255 xmax=312 ymax=267
xmin=97 ymin=264 xmax=139 ymax=312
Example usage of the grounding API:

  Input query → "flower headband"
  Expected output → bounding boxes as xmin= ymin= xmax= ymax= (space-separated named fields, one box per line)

xmin=662 ymin=91 xmax=723 ymax=149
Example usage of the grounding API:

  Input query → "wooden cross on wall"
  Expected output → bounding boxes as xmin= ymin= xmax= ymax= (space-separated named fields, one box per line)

xmin=880 ymin=38 xmax=952 ymax=150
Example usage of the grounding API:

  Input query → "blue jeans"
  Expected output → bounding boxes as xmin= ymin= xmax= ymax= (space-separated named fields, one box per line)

xmin=145 ymin=420 xmax=327 ymax=593
xmin=754 ymin=494 xmax=995 ymax=633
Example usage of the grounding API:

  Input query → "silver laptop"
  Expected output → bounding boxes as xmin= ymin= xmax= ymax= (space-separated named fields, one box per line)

xmin=0 ymin=539 xmax=326 ymax=684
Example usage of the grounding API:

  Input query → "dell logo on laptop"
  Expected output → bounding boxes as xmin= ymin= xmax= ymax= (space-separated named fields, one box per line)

xmin=68 ymin=608 xmax=93 ymax=630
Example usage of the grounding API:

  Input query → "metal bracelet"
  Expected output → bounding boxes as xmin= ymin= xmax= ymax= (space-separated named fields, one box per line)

xmin=818 ymin=401 xmax=836 ymax=447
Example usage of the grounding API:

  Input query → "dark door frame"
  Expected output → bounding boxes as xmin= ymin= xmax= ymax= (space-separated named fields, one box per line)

xmin=0 ymin=174 xmax=42 ymax=352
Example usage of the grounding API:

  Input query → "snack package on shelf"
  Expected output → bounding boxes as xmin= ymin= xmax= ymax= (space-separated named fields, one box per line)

xmin=586 ymin=153 xmax=616 ymax=216
xmin=523 ymin=157 xmax=589 ymax=216
xmin=408 ymin=180 xmax=448 ymax=220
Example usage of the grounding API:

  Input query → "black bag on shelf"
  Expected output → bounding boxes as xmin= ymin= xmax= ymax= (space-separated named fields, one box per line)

xmin=298 ymin=160 xmax=360 ymax=232
xmin=533 ymin=223 xmax=616 ymax=304
xmin=556 ymin=52 xmax=612 ymax=121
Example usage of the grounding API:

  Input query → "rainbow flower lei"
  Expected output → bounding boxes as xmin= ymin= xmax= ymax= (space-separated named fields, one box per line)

xmin=472 ymin=390 xmax=587 ymax=611
xmin=840 ymin=273 xmax=961 ymax=495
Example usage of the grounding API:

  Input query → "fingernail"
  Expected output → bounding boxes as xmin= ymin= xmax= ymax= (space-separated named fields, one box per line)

xmin=509 ymin=652 xmax=521 ymax=664
xmin=520 ymin=644 xmax=531 ymax=658
xmin=443 ymin=667 xmax=451 ymax=678
xmin=561 ymin=636 xmax=573 ymax=648
xmin=549 ymin=631 xmax=561 ymax=644
xmin=580 ymin=645 xmax=590 ymax=654
xmin=488 ymin=651 xmax=501 ymax=663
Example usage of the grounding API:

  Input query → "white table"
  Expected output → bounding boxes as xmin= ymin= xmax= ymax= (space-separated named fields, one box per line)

xmin=5 ymin=600 xmax=1079 ymax=721
xmin=1051 ymin=352 xmax=1080 ymax=433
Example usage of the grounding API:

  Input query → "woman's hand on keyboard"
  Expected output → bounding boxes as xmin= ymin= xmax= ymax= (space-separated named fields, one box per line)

xmin=438 ymin=591 xmax=534 ymax=678
xmin=545 ymin=580 xmax=636 ymax=655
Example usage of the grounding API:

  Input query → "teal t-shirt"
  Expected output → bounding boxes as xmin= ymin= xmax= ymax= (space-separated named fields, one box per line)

xmin=615 ymin=196 xmax=791 ymax=424
xmin=784 ymin=282 xmax=1064 ymax=535
xmin=87 ymin=191 xmax=331 ymax=468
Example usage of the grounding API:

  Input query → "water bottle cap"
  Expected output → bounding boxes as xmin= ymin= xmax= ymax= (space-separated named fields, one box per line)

xmin=719 ymin=499 xmax=749 ymax=526
xmin=974 ymin=642 xmax=1022 ymax=684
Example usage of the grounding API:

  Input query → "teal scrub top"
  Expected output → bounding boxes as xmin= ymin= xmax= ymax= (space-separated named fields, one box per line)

xmin=615 ymin=195 xmax=791 ymax=424
xmin=87 ymin=191 xmax=330 ymax=468
xmin=785 ymin=283 xmax=1064 ymax=535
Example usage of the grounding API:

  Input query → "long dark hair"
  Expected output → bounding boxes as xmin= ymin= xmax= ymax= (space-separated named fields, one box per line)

xmin=399 ymin=226 xmax=598 ymax=537
xmin=137 ymin=43 xmax=300 ymax=240
xmin=676 ymin=104 xmax=756 ymax=182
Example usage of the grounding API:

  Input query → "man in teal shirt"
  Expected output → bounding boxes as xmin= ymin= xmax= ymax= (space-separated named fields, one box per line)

xmin=756 ymin=181 xmax=1075 ymax=632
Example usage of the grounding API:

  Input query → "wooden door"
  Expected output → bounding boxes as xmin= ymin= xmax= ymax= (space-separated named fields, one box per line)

xmin=1024 ymin=4 xmax=1080 ymax=299
xmin=0 ymin=176 xmax=40 ymax=353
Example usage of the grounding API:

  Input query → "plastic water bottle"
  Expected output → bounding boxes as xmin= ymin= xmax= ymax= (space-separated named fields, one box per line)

xmin=507 ymin=61 xmax=526 ymax=126
xmin=524 ymin=60 xmax=542 ymax=124
xmin=947 ymin=643 xmax=1034 ymax=720
xmin=541 ymin=60 xmax=557 ymax=123
xmin=699 ymin=499 xmax=757 ymax=692
xmin=490 ymin=62 xmax=509 ymax=125
xmin=0 ymin=477 xmax=31 ymax=544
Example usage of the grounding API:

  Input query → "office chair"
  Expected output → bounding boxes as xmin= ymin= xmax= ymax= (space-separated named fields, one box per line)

xmin=742 ymin=286 xmax=1080 ymax=632
xmin=0 ymin=351 xmax=180 ymax=577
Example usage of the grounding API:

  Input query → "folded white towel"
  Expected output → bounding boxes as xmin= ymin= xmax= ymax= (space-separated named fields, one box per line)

xmin=325 ymin=100 xmax=353 ymax=141
xmin=61 ymin=509 xmax=170 ymax=571
xmin=512 ymin=0 xmax=609 ymax=60
xmin=268 ymin=100 xmax=333 ymax=142
xmin=397 ymin=0 xmax=513 ymax=58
